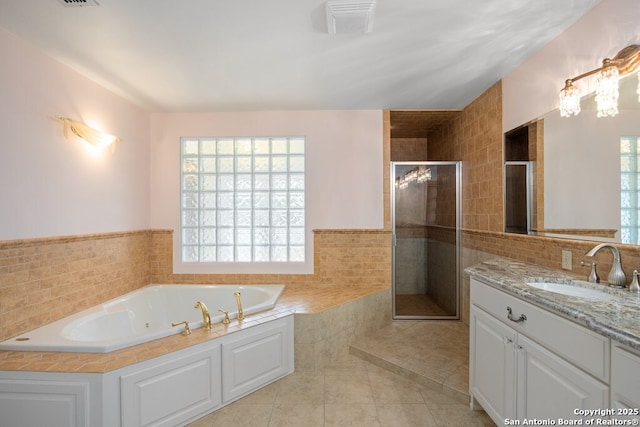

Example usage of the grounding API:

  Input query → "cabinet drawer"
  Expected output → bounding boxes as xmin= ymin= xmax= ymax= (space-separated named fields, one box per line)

xmin=471 ymin=278 xmax=610 ymax=383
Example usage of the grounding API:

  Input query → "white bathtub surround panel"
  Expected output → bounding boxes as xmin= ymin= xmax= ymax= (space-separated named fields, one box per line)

xmin=0 ymin=284 xmax=285 ymax=353
xmin=0 ymin=316 xmax=294 ymax=427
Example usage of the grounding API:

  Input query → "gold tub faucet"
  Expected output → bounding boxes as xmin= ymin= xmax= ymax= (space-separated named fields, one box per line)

xmin=234 ymin=291 xmax=244 ymax=321
xmin=194 ymin=301 xmax=212 ymax=329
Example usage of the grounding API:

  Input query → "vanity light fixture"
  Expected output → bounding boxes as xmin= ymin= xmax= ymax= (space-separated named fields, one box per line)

xmin=56 ymin=116 xmax=121 ymax=150
xmin=395 ymin=166 xmax=432 ymax=190
xmin=559 ymin=44 xmax=640 ymax=118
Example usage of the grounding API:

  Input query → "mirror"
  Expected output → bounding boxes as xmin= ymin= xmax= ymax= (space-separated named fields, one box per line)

xmin=507 ymin=71 xmax=640 ymax=245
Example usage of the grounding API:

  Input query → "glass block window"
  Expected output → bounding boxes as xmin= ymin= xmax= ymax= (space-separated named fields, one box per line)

xmin=621 ymin=136 xmax=640 ymax=244
xmin=181 ymin=137 xmax=305 ymax=263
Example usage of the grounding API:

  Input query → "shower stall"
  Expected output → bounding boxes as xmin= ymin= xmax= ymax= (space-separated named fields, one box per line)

xmin=391 ymin=162 xmax=461 ymax=319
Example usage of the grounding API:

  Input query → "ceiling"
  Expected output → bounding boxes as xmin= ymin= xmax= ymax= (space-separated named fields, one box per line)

xmin=0 ymin=0 xmax=600 ymax=113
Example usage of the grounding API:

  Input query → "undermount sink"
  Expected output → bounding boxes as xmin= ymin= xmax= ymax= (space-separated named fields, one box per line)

xmin=525 ymin=281 xmax=620 ymax=301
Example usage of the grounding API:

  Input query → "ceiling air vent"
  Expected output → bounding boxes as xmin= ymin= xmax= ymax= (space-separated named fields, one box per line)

xmin=326 ymin=0 xmax=376 ymax=35
xmin=57 ymin=0 xmax=100 ymax=7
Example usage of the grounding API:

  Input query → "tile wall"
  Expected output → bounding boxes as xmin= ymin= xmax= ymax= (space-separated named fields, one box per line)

xmin=390 ymin=137 xmax=428 ymax=161
xmin=0 ymin=229 xmax=391 ymax=342
xmin=430 ymin=82 xmax=504 ymax=233
xmin=0 ymin=231 xmax=151 ymax=342
xmin=294 ymin=289 xmax=391 ymax=370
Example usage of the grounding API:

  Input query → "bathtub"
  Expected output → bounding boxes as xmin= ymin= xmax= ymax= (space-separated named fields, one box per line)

xmin=0 ymin=284 xmax=285 ymax=353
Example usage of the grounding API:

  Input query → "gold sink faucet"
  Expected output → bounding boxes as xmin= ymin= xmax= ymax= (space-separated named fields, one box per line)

xmin=234 ymin=291 xmax=244 ymax=321
xmin=194 ymin=301 xmax=212 ymax=329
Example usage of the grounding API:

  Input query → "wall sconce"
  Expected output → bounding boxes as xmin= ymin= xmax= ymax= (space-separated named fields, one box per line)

xmin=559 ymin=44 xmax=640 ymax=118
xmin=56 ymin=116 xmax=121 ymax=150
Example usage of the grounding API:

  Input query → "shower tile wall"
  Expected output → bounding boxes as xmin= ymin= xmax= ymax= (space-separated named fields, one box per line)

xmin=390 ymin=138 xmax=428 ymax=162
xmin=394 ymin=233 xmax=426 ymax=295
xmin=428 ymin=82 xmax=504 ymax=233
xmin=394 ymin=177 xmax=429 ymax=297
xmin=427 ymin=228 xmax=457 ymax=315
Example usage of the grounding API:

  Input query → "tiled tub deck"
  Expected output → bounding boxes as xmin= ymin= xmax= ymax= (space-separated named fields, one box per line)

xmin=0 ymin=284 xmax=391 ymax=373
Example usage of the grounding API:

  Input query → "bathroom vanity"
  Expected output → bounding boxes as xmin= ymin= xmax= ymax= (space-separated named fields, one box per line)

xmin=467 ymin=258 xmax=640 ymax=425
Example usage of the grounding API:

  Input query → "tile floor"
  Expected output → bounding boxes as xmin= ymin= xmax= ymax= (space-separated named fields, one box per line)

xmin=395 ymin=294 xmax=452 ymax=316
xmin=350 ymin=320 xmax=471 ymax=401
xmin=187 ymin=320 xmax=494 ymax=427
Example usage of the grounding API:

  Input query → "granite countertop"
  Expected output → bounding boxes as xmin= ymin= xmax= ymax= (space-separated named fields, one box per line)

xmin=465 ymin=257 xmax=640 ymax=351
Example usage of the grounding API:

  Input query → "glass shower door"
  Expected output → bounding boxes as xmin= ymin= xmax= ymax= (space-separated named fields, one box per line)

xmin=391 ymin=162 xmax=461 ymax=319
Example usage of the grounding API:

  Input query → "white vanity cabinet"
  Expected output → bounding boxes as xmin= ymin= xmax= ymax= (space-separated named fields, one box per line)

xmin=470 ymin=306 xmax=517 ymax=420
xmin=470 ymin=278 xmax=610 ymax=424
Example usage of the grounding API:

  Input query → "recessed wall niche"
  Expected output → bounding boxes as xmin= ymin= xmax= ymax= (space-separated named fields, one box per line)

xmin=389 ymin=110 xmax=460 ymax=162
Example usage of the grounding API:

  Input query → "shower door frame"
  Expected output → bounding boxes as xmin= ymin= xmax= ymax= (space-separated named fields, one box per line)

xmin=390 ymin=161 xmax=461 ymax=320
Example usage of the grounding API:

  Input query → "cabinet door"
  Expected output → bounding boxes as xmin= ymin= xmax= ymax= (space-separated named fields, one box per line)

xmin=0 ymin=376 xmax=93 ymax=427
xmin=121 ymin=346 xmax=221 ymax=427
xmin=470 ymin=306 xmax=517 ymax=423
xmin=612 ymin=344 xmax=640 ymax=421
xmin=516 ymin=334 xmax=609 ymax=420
xmin=221 ymin=317 xmax=293 ymax=403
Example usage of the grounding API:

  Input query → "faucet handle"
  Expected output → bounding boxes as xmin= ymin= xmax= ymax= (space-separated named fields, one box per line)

xmin=580 ymin=261 xmax=600 ymax=283
xmin=631 ymin=270 xmax=640 ymax=293
xmin=218 ymin=309 xmax=230 ymax=324
xmin=171 ymin=320 xmax=192 ymax=335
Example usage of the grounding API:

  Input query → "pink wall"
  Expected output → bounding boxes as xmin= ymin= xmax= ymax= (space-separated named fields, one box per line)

xmin=149 ymin=110 xmax=384 ymax=273
xmin=502 ymin=0 xmax=640 ymax=131
xmin=0 ymin=23 xmax=385 ymax=253
xmin=0 ymin=28 xmax=151 ymax=241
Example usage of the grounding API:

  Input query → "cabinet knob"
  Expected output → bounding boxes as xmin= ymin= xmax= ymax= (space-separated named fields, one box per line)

xmin=503 ymin=336 xmax=513 ymax=345
xmin=506 ymin=306 xmax=527 ymax=323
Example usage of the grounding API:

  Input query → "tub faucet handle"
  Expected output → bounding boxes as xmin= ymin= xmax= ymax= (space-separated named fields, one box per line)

xmin=218 ymin=309 xmax=230 ymax=324
xmin=171 ymin=320 xmax=192 ymax=335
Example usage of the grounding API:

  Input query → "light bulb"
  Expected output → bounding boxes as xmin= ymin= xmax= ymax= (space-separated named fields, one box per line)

xmin=559 ymin=81 xmax=581 ymax=117
xmin=595 ymin=67 xmax=619 ymax=118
